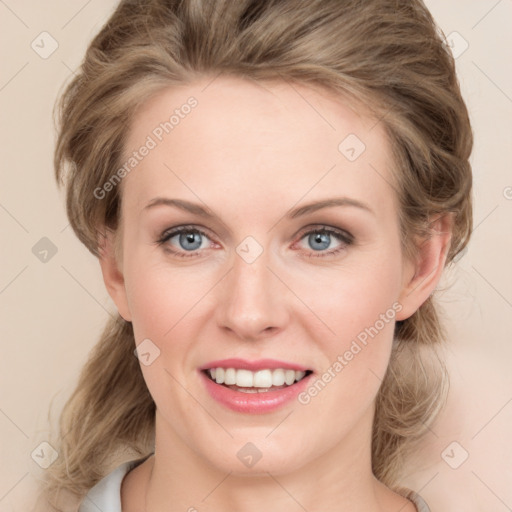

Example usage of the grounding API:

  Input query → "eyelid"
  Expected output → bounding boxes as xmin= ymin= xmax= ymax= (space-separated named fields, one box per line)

xmin=294 ymin=224 xmax=354 ymax=243
xmin=157 ymin=224 xmax=215 ymax=243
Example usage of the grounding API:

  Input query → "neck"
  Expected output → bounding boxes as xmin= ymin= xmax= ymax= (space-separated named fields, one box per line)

xmin=139 ymin=408 xmax=393 ymax=512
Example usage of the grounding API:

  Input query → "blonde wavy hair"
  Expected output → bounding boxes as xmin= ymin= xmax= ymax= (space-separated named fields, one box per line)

xmin=40 ymin=0 xmax=473 ymax=509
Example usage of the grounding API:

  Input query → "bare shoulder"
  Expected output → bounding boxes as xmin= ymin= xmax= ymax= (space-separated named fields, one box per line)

xmin=120 ymin=456 xmax=153 ymax=512
xmin=375 ymin=480 xmax=419 ymax=512
xmin=388 ymin=491 xmax=418 ymax=512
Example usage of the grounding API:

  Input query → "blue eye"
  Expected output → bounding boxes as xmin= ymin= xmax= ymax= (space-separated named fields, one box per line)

xmin=175 ymin=231 xmax=203 ymax=251
xmin=156 ymin=225 xmax=353 ymax=259
xmin=308 ymin=231 xmax=331 ymax=251
xmin=157 ymin=226 xmax=211 ymax=258
xmin=297 ymin=227 xmax=353 ymax=258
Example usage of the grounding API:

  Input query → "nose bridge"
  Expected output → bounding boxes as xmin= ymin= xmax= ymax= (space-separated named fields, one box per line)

xmin=216 ymin=240 xmax=288 ymax=339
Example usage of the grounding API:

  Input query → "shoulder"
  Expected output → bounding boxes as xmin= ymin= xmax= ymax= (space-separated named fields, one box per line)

xmin=395 ymin=487 xmax=431 ymax=512
xmin=78 ymin=454 xmax=153 ymax=512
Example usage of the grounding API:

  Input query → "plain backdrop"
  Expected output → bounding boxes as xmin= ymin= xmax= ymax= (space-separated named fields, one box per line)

xmin=1 ymin=1 xmax=511 ymax=511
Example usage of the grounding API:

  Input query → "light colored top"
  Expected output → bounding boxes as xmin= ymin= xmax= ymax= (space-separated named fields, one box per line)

xmin=78 ymin=454 xmax=430 ymax=512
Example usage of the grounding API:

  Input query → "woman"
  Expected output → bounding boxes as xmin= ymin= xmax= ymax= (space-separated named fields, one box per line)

xmin=41 ymin=0 xmax=473 ymax=510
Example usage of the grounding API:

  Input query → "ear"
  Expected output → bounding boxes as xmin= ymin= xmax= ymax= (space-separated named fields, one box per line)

xmin=396 ymin=213 xmax=453 ymax=321
xmin=97 ymin=227 xmax=132 ymax=322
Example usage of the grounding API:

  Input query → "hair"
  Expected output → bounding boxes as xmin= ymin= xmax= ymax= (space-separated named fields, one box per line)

xmin=40 ymin=0 xmax=473 ymax=509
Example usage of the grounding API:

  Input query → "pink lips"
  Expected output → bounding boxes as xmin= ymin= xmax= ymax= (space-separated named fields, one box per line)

xmin=198 ymin=358 xmax=313 ymax=414
xmin=200 ymin=358 xmax=310 ymax=372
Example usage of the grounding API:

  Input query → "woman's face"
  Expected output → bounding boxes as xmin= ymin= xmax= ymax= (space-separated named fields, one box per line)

xmin=104 ymin=76 xmax=419 ymax=475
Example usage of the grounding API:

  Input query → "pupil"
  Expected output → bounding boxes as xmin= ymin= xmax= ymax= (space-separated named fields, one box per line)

xmin=310 ymin=232 xmax=330 ymax=251
xmin=180 ymin=232 xmax=201 ymax=250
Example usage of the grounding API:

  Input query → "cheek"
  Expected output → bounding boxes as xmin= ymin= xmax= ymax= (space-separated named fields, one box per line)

xmin=301 ymin=318 xmax=396 ymax=427
xmin=124 ymin=258 xmax=210 ymax=336
xmin=291 ymin=254 xmax=402 ymax=340
xmin=295 ymin=254 xmax=401 ymax=399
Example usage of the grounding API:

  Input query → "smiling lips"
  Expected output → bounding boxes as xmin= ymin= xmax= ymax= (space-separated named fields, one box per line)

xmin=201 ymin=357 xmax=311 ymax=389
xmin=199 ymin=358 xmax=314 ymax=412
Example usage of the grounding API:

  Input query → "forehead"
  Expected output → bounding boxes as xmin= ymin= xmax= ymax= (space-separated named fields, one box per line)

xmin=120 ymin=75 xmax=397 ymax=220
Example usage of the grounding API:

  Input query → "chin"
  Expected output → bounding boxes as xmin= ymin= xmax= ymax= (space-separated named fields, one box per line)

xmin=200 ymin=434 xmax=311 ymax=477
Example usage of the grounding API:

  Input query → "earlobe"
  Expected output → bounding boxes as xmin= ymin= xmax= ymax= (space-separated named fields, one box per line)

xmin=97 ymin=227 xmax=132 ymax=322
xmin=396 ymin=214 xmax=453 ymax=321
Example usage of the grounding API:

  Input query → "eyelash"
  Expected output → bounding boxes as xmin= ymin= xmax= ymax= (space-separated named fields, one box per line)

xmin=155 ymin=225 xmax=354 ymax=259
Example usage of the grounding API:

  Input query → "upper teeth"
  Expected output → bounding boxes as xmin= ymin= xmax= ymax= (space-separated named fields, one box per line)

xmin=208 ymin=368 xmax=307 ymax=387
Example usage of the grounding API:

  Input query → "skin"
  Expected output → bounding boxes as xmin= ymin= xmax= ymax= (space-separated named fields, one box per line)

xmin=99 ymin=75 xmax=452 ymax=511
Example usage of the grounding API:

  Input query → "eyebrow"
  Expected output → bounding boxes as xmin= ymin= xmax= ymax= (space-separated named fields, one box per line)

xmin=143 ymin=196 xmax=375 ymax=218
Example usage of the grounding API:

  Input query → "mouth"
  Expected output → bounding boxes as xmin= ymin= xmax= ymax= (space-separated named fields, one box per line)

xmin=202 ymin=367 xmax=314 ymax=393
xmin=198 ymin=358 xmax=315 ymax=413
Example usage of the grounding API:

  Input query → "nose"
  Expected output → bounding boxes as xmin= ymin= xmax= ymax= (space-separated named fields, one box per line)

xmin=215 ymin=245 xmax=290 ymax=341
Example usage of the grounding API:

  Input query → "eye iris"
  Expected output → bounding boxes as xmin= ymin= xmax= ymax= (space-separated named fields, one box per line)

xmin=179 ymin=232 xmax=202 ymax=251
xmin=309 ymin=232 xmax=330 ymax=251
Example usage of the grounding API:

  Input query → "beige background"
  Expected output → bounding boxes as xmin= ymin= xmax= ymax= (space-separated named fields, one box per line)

xmin=1 ymin=1 xmax=511 ymax=511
